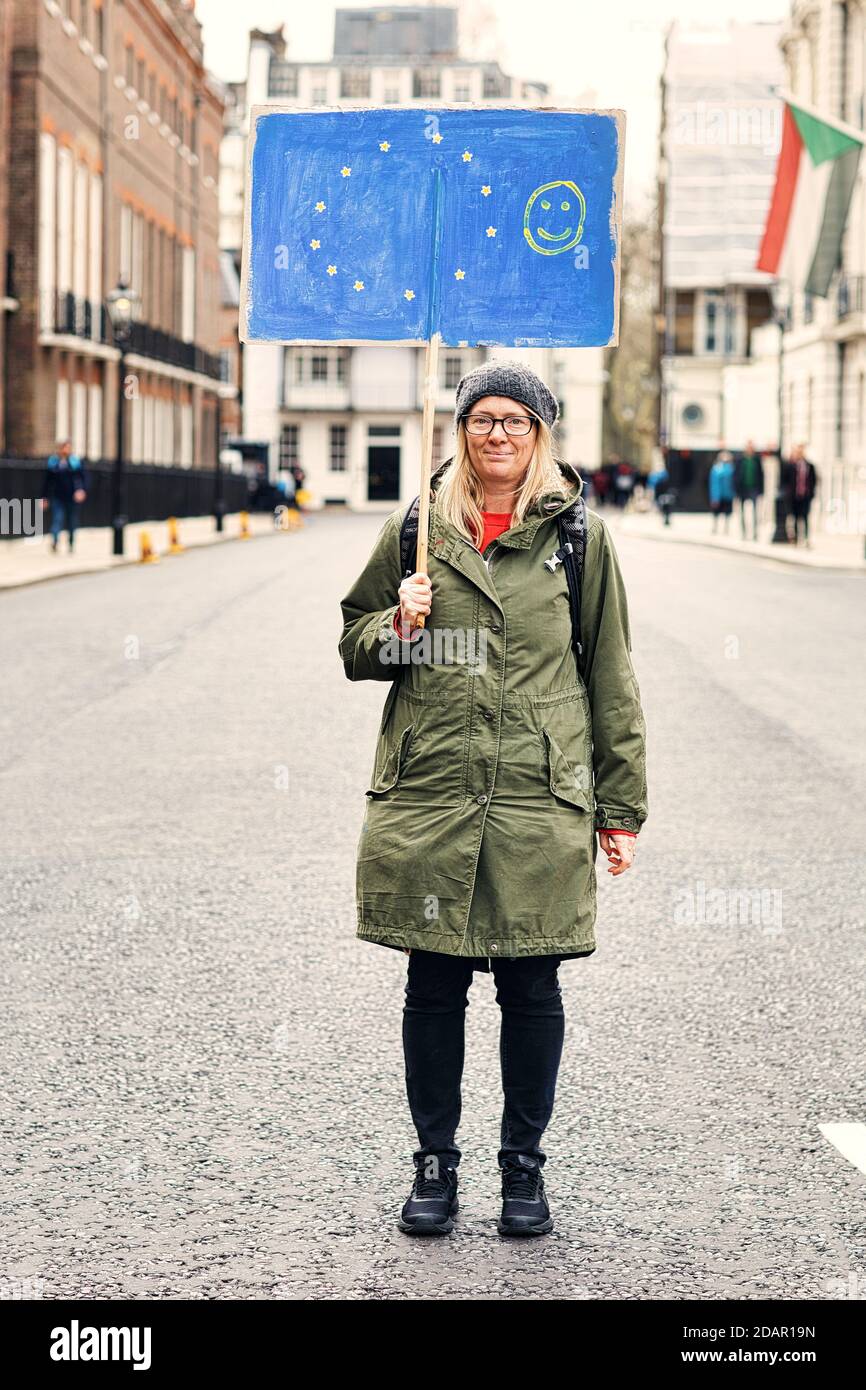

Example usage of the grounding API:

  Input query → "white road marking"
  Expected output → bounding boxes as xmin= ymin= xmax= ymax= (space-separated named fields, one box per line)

xmin=819 ymin=1123 xmax=866 ymax=1176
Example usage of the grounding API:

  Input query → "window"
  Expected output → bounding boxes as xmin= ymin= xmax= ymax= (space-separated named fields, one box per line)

xmin=181 ymin=245 xmax=195 ymax=342
xmin=56 ymin=378 xmax=70 ymax=441
xmin=137 ymin=57 xmax=145 ymax=98
xmin=269 ymin=63 xmax=299 ymax=97
xmin=329 ymin=424 xmax=348 ymax=470
xmin=88 ymin=172 xmax=101 ymax=338
xmin=94 ymin=4 xmax=103 ymax=55
xmin=311 ymin=86 xmax=327 ymax=105
xmin=219 ymin=348 xmax=233 ymax=384
xmin=368 ymin=424 xmax=400 ymax=437
xmin=125 ymin=44 xmax=134 ymax=88
xmin=79 ymin=0 xmax=89 ymax=43
xmin=88 ymin=382 xmax=102 ymax=459
xmin=311 ymin=354 xmax=329 ymax=382
xmin=180 ymin=402 xmax=193 ymax=466
xmin=413 ymin=69 xmax=441 ymax=98
xmin=57 ymin=147 xmax=73 ymax=295
xmin=443 ymin=354 xmax=463 ymax=389
xmin=72 ymin=381 xmax=87 ymax=455
xmin=454 ymin=82 xmax=470 ymax=101
xmin=433 ymin=425 xmax=443 ymax=458
xmin=73 ymin=162 xmax=88 ymax=308
xmin=483 ymin=70 xmax=509 ymax=99
xmin=335 ymin=353 xmax=346 ymax=382
xmin=280 ymin=424 xmax=300 ymax=467
xmin=701 ymin=291 xmax=723 ymax=354
xmin=384 ymin=87 xmax=400 ymax=104
xmin=38 ymin=132 xmax=56 ymax=330
xmin=340 ymin=69 xmax=371 ymax=99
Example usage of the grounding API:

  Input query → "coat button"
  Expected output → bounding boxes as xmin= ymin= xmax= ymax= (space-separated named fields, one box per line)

xmin=490 ymin=624 xmax=502 ymax=634
xmin=490 ymin=942 xmax=499 ymax=951
xmin=482 ymin=709 xmax=494 ymax=721
xmin=476 ymin=794 xmax=488 ymax=805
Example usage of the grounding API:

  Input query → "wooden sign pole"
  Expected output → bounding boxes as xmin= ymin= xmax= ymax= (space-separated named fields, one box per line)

xmin=413 ymin=166 xmax=444 ymax=632
xmin=414 ymin=330 xmax=440 ymax=629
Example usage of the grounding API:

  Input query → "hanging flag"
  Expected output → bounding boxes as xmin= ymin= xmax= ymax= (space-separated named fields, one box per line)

xmin=240 ymin=106 xmax=624 ymax=347
xmin=757 ymin=97 xmax=864 ymax=297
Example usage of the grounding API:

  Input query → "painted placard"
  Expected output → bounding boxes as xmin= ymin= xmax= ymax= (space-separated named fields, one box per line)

xmin=241 ymin=105 xmax=624 ymax=348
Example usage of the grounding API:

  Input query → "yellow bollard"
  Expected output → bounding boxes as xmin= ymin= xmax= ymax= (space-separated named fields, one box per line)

xmin=239 ymin=510 xmax=251 ymax=540
xmin=287 ymin=507 xmax=303 ymax=530
xmin=139 ymin=530 xmax=159 ymax=564
xmin=167 ymin=516 xmax=184 ymax=555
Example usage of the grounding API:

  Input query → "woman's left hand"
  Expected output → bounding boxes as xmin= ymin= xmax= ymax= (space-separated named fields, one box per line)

xmin=598 ymin=831 xmax=636 ymax=876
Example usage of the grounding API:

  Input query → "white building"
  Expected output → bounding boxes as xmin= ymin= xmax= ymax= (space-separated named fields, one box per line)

xmin=222 ymin=7 xmax=606 ymax=510
xmin=771 ymin=0 xmax=866 ymax=528
xmin=658 ymin=21 xmax=784 ymax=506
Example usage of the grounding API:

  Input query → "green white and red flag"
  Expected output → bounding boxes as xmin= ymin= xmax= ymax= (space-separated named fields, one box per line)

xmin=757 ymin=97 xmax=864 ymax=297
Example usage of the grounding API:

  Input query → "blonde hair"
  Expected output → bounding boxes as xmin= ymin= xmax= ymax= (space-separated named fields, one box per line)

xmin=434 ymin=414 xmax=576 ymax=546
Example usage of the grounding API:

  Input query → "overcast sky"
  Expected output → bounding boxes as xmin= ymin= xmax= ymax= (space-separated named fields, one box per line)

xmin=196 ymin=0 xmax=788 ymax=212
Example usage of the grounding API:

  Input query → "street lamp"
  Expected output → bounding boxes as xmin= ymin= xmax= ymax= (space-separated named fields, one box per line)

xmin=105 ymin=277 xmax=140 ymax=556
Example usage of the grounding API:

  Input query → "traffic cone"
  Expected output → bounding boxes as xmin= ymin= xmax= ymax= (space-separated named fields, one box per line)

xmin=139 ymin=531 xmax=159 ymax=563
xmin=239 ymin=510 xmax=251 ymax=540
xmin=167 ymin=516 xmax=184 ymax=555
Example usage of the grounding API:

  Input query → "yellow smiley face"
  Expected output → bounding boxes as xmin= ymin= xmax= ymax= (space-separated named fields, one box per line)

xmin=523 ymin=179 xmax=586 ymax=255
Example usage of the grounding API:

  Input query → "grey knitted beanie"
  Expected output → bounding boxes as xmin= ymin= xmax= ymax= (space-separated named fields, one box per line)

xmin=454 ymin=361 xmax=559 ymax=431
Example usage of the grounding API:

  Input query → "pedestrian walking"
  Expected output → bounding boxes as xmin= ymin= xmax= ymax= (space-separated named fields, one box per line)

xmin=40 ymin=440 xmax=88 ymax=553
xmin=647 ymin=464 xmax=676 ymax=526
xmin=783 ymin=443 xmax=818 ymax=547
xmin=734 ymin=440 xmax=765 ymax=541
xmin=339 ymin=363 xmax=648 ymax=1238
xmin=708 ymin=450 xmax=736 ymax=534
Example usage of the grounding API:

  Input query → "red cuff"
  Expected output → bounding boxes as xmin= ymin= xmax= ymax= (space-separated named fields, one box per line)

xmin=601 ymin=828 xmax=637 ymax=837
xmin=393 ymin=611 xmax=423 ymax=641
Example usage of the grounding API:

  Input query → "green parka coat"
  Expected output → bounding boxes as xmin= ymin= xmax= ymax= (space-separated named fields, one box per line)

xmin=338 ymin=461 xmax=648 ymax=960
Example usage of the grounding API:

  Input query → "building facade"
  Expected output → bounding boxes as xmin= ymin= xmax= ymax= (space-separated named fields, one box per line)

xmin=5 ymin=0 xmax=224 ymax=469
xmin=657 ymin=21 xmax=783 ymax=506
xmin=223 ymin=7 xmax=606 ymax=510
xmin=773 ymin=0 xmax=866 ymax=529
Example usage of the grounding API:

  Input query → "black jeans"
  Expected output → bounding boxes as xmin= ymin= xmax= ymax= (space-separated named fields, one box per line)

xmin=402 ymin=948 xmax=565 ymax=1172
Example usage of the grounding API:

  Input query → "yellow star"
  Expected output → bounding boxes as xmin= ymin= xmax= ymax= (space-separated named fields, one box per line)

xmin=354 ymin=279 xmax=364 ymax=291
xmin=485 ymin=226 xmax=496 ymax=238
xmin=481 ymin=185 xmax=492 ymax=196
xmin=315 ymin=200 xmax=326 ymax=212
xmin=462 ymin=150 xmax=473 ymax=162
xmin=310 ymin=239 xmax=321 ymax=249
xmin=341 ymin=166 xmax=351 ymax=177
xmin=454 ymin=268 xmax=465 ymax=280
xmin=327 ymin=264 xmax=337 ymax=276
xmin=404 ymin=289 xmax=415 ymax=300
xmin=379 ymin=140 xmax=390 ymax=151
xmin=431 ymin=131 xmax=443 ymax=144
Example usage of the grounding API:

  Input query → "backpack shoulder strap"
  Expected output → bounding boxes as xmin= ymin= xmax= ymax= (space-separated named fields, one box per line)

xmin=557 ymin=495 xmax=588 ymax=678
xmin=399 ymin=496 xmax=421 ymax=578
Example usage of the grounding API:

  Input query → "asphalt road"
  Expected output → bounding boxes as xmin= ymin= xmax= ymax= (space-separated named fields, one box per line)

xmin=0 ymin=510 xmax=864 ymax=1301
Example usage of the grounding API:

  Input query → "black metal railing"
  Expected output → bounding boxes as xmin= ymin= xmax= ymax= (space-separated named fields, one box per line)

xmin=126 ymin=321 xmax=221 ymax=379
xmin=837 ymin=274 xmax=866 ymax=318
xmin=45 ymin=292 xmax=220 ymax=379
xmin=0 ymin=457 xmax=250 ymax=535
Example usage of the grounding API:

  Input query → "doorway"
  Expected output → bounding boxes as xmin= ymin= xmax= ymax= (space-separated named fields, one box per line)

xmin=367 ymin=445 xmax=400 ymax=501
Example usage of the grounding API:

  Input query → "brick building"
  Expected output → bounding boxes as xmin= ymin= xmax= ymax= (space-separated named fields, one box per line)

xmin=0 ymin=0 xmax=13 ymax=450
xmin=5 ymin=0 xmax=224 ymax=469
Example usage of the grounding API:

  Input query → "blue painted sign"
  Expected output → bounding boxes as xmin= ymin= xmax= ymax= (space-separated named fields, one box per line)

xmin=241 ymin=106 xmax=624 ymax=348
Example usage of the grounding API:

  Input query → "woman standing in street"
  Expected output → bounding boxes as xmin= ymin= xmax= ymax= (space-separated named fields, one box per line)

xmin=339 ymin=363 xmax=648 ymax=1237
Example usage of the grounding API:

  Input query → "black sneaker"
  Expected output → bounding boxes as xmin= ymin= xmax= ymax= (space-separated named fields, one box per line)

xmin=397 ymin=1162 xmax=459 ymax=1235
xmin=498 ymin=1156 xmax=553 ymax=1236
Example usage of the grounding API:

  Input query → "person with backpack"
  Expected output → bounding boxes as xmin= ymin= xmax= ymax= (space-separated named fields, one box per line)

xmin=41 ymin=439 xmax=88 ymax=553
xmin=708 ymin=450 xmax=736 ymax=534
xmin=734 ymin=441 xmax=765 ymax=542
xmin=338 ymin=363 xmax=648 ymax=1238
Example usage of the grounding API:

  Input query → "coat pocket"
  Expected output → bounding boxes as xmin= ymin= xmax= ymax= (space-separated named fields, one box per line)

xmin=366 ymin=723 xmax=415 ymax=797
xmin=542 ymin=727 xmax=592 ymax=812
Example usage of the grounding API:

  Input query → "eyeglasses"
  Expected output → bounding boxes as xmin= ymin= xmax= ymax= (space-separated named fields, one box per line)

xmin=461 ymin=413 xmax=537 ymax=436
